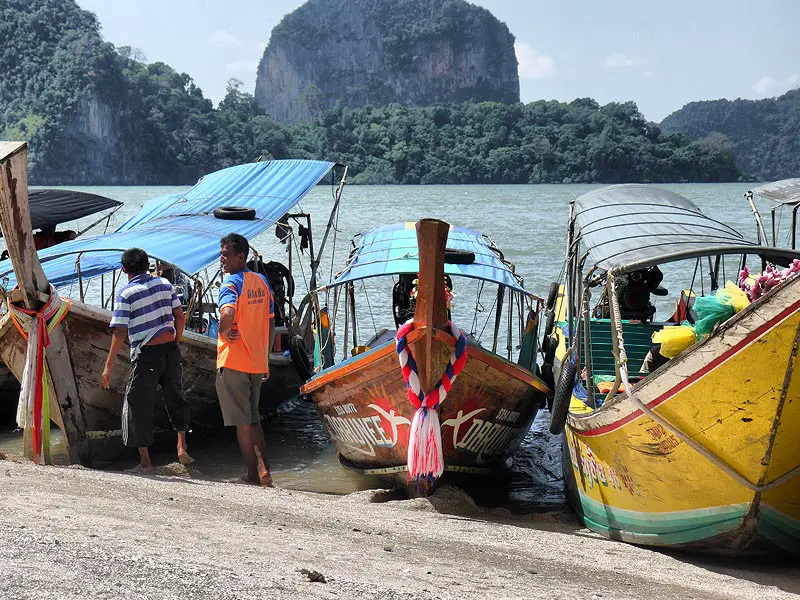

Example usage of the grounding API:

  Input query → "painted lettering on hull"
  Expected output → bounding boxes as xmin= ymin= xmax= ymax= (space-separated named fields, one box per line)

xmin=567 ymin=434 xmax=631 ymax=493
xmin=443 ymin=408 xmax=527 ymax=464
xmin=323 ymin=398 xmax=411 ymax=456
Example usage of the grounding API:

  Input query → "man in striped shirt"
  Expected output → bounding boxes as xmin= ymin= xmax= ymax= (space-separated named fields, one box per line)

xmin=102 ymin=248 xmax=192 ymax=472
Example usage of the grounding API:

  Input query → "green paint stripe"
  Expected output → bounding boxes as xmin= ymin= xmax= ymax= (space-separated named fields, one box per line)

xmin=759 ymin=506 xmax=800 ymax=555
xmin=578 ymin=491 xmax=748 ymax=544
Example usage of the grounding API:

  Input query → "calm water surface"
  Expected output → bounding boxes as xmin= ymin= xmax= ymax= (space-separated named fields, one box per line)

xmin=0 ymin=182 xmax=767 ymax=508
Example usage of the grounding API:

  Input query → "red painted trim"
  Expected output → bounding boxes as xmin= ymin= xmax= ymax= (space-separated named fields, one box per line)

xmin=577 ymin=298 xmax=800 ymax=437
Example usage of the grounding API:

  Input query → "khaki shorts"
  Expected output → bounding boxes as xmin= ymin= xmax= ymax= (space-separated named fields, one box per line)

xmin=215 ymin=367 xmax=263 ymax=426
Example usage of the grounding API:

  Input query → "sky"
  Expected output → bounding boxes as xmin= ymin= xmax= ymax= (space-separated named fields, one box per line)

xmin=75 ymin=0 xmax=799 ymax=122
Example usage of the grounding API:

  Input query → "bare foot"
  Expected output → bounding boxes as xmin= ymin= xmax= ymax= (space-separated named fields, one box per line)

xmin=177 ymin=451 xmax=195 ymax=465
xmin=232 ymin=475 xmax=260 ymax=486
xmin=254 ymin=447 xmax=273 ymax=488
xmin=126 ymin=463 xmax=154 ymax=474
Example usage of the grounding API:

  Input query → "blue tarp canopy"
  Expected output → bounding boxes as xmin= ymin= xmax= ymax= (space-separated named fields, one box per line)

xmin=323 ymin=223 xmax=531 ymax=295
xmin=0 ymin=160 xmax=336 ymax=289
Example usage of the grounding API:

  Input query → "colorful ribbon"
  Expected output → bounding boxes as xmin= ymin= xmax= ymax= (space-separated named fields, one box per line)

xmin=7 ymin=287 xmax=71 ymax=464
xmin=395 ymin=321 xmax=468 ymax=482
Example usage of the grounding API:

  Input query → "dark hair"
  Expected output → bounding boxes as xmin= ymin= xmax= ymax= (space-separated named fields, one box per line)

xmin=220 ymin=233 xmax=249 ymax=258
xmin=121 ymin=248 xmax=149 ymax=274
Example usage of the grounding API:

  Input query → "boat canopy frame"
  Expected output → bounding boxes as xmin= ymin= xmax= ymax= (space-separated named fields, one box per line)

xmin=748 ymin=178 xmax=800 ymax=249
xmin=570 ymin=184 xmax=800 ymax=277
xmin=319 ymin=222 xmax=533 ymax=296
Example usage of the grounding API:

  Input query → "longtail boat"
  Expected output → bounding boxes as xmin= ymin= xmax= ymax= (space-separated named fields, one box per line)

xmin=301 ymin=219 xmax=549 ymax=489
xmin=544 ymin=184 xmax=800 ymax=555
xmin=0 ymin=141 xmax=347 ymax=465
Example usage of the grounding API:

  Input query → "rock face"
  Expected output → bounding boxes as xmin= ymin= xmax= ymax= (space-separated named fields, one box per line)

xmin=255 ymin=0 xmax=520 ymax=123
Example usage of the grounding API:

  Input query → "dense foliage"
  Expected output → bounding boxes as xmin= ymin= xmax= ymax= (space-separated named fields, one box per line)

xmin=661 ymin=89 xmax=800 ymax=181
xmin=1 ymin=0 xmax=741 ymax=184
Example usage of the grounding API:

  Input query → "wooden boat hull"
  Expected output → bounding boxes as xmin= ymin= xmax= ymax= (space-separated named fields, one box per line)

xmin=559 ymin=275 xmax=800 ymax=555
xmin=0 ymin=300 xmax=302 ymax=457
xmin=302 ymin=326 xmax=548 ymax=484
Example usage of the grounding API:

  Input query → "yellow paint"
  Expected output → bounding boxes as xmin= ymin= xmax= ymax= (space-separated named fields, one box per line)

xmin=562 ymin=307 xmax=800 ymax=549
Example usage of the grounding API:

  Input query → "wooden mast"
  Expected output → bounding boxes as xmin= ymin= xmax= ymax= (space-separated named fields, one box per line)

xmin=413 ymin=219 xmax=450 ymax=393
xmin=0 ymin=141 xmax=90 ymax=465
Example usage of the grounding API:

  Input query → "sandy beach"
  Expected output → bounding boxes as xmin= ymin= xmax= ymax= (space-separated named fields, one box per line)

xmin=0 ymin=455 xmax=797 ymax=600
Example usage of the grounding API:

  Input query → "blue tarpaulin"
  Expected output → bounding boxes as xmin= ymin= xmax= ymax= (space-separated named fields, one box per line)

xmin=0 ymin=160 xmax=336 ymax=289
xmin=324 ymin=223 xmax=530 ymax=295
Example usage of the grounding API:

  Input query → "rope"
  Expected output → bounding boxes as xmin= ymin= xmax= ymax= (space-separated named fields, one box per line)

xmin=395 ymin=321 xmax=468 ymax=483
xmin=7 ymin=286 xmax=71 ymax=464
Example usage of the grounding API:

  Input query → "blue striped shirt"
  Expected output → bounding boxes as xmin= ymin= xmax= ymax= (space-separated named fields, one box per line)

xmin=110 ymin=274 xmax=181 ymax=360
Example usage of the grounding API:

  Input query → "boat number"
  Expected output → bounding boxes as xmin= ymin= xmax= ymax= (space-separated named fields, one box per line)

xmin=334 ymin=403 xmax=358 ymax=416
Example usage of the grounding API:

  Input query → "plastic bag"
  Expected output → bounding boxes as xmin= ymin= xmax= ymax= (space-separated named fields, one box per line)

xmin=716 ymin=281 xmax=749 ymax=313
xmin=652 ymin=325 xmax=697 ymax=358
xmin=693 ymin=296 xmax=734 ymax=337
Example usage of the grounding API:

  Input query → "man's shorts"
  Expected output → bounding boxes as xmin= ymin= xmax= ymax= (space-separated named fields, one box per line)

xmin=215 ymin=367 xmax=263 ymax=426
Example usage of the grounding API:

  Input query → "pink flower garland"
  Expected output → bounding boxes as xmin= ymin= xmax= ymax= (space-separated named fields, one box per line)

xmin=739 ymin=259 xmax=800 ymax=301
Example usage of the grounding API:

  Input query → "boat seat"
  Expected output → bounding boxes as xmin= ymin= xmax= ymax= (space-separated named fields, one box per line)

xmin=581 ymin=319 xmax=670 ymax=380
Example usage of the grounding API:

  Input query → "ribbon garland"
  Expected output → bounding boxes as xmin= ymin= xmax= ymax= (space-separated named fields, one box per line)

xmin=7 ymin=286 xmax=71 ymax=464
xmin=395 ymin=320 xmax=468 ymax=483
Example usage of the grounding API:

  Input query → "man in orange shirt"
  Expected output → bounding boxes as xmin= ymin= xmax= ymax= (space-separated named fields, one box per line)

xmin=216 ymin=233 xmax=275 ymax=486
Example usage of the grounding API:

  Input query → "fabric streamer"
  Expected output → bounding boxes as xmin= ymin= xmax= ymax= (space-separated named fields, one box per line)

xmin=395 ymin=321 xmax=468 ymax=483
xmin=7 ymin=286 xmax=71 ymax=464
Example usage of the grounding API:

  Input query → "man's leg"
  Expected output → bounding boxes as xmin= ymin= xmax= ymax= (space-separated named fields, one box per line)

xmin=217 ymin=368 xmax=260 ymax=483
xmin=248 ymin=373 xmax=272 ymax=486
xmin=122 ymin=350 xmax=159 ymax=471
xmin=235 ymin=424 xmax=259 ymax=483
xmin=162 ymin=342 xmax=192 ymax=463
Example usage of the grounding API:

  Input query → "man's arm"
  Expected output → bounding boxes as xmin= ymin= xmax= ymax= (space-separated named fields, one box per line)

xmin=218 ymin=306 xmax=239 ymax=341
xmin=173 ymin=307 xmax=186 ymax=341
xmin=102 ymin=326 xmax=128 ymax=388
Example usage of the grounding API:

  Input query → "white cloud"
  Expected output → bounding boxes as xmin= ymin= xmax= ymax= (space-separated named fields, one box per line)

xmin=602 ymin=53 xmax=647 ymax=71
xmin=515 ymin=43 xmax=556 ymax=80
xmin=753 ymin=76 xmax=776 ymax=96
xmin=211 ymin=29 xmax=243 ymax=47
xmin=226 ymin=60 xmax=259 ymax=73
xmin=753 ymin=74 xmax=799 ymax=97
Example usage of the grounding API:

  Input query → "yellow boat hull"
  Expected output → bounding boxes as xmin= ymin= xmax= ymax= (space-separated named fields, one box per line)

xmin=559 ymin=276 xmax=800 ymax=554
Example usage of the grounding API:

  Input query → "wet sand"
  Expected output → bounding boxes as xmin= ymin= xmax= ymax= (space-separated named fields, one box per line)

xmin=1 ymin=456 xmax=798 ymax=600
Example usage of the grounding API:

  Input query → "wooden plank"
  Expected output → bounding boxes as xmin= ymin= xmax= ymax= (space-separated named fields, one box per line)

xmin=413 ymin=219 xmax=450 ymax=392
xmin=0 ymin=142 xmax=90 ymax=465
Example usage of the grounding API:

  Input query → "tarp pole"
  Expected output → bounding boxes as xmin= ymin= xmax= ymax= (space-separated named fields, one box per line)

xmin=312 ymin=166 xmax=348 ymax=290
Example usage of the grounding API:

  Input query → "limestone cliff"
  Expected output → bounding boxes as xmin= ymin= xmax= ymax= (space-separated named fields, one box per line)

xmin=255 ymin=0 xmax=520 ymax=123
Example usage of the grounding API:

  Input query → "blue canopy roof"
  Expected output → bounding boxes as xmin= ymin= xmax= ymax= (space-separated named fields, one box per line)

xmin=0 ymin=160 xmax=336 ymax=289
xmin=324 ymin=223 xmax=530 ymax=295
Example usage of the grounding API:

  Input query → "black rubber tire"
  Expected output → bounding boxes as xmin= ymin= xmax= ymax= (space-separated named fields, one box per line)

xmin=543 ymin=334 xmax=557 ymax=365
xmin=544 ymin=310 xmax=556 ymax=339
xmin=213 ymin=206 xmax=256 ymax=220
xmin=289 ymin=335 xmax=314 ymax=380
xmin=541 ymin=362 xmax=555 ymax=391
xmin=549 ymin=360 xmax=576 ymax=435
xmin=546 ymin=282 xmax=559 ymax=311
xmin=262 ymin=261 xmax=295 ymax=299
xmin=444 ymin=248 xmax=475 ymax=265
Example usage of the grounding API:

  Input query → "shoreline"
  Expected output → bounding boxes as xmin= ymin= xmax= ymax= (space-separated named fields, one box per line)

xmin=1 ymin=456 xmax=798 ymax=599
